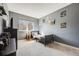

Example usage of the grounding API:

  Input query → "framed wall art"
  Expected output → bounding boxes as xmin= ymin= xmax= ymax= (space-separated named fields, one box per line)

xmin=60 ymin=10 xmax=66 ymax=17
xmin=60 ymin=22 xmax=67 ymax=28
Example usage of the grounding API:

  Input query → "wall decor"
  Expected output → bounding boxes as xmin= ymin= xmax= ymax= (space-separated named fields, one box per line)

xmin=46 ymin=16 xmax=56 ymax=25
xmin=51 ymin=20 xmax=55 ymax=24
xmin=60 ymin=10 xmax=66 ymax=17
xmin=42 ymin=19 xmax=45 ymax=23
xmin=48 ymin=19 xmax=55 ymax=25
xmin=60 ymin=22 xmax=67 ymax=28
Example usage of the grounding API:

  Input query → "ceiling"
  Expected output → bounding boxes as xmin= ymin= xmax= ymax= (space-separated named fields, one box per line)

xmin=7 ymin=3 xmax=71 ymax=18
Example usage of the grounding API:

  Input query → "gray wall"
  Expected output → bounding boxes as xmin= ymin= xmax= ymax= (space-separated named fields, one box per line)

xmin=39 ymin=4 xmax=79 ymax=47
xmin=9 ymin=11 xmax=39 ymax=40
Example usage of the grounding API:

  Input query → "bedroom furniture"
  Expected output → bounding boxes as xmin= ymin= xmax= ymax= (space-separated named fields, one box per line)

xmin=4 ymin=27 xmax=17 ymax=49
xmin=0 ymin=18 xmax=17 ymax=56
xmin=33 ymin=34 xmax=45 ymax=41
xmin=0 ymin=32 xmax=10 ymax=47
xmin=3 ymin=17 xmax=17 ymax=49
xmin=0 ymin=41 xmax=4 ymax=50
xmin=32 ymin=33 xmax=54 ymax=45
xmin=0 ymin=28 xmax=17 ymax=56
xmin=31 ymin=31 xmax=39 ymax=35
xmin=31 ymin=31 xmax=41 ymax=40
xmin=0 ymin=32 xmax=16 ymax=56
xmin=0 ymin=4 xmax=17 ymax=56
xmin=25 ymin=32 xmax=33 ymax=40
xmin=24 ymin=31 xmax=40 ymax=41
xmin=1 ymin=38 xmax=16 ymax=56
xmin=38 ymin=34 xmax=55 ymax=46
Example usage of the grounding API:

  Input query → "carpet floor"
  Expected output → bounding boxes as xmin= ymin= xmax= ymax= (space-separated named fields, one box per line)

xmin=17 ymin=40 xmax=79 ymax=56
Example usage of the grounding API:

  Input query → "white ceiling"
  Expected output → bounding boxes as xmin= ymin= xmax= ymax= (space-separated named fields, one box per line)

xmin=7 ymin=3 xmax=71 ymax=18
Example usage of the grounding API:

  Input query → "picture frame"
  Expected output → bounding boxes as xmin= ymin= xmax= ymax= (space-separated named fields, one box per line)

xmin=42 ymin=19 xmax=45 ymax=23
xmin=60 ymin=22 xmax=67 ymax=28
xmin=60 ymin=10 xmax=66 ymax=17
xmin=51 ymin=20 xmax=55 ymax=24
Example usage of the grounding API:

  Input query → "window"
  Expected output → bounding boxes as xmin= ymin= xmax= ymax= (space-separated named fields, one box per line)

xmin=18 ymin=20 xmax=34 ymax=31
